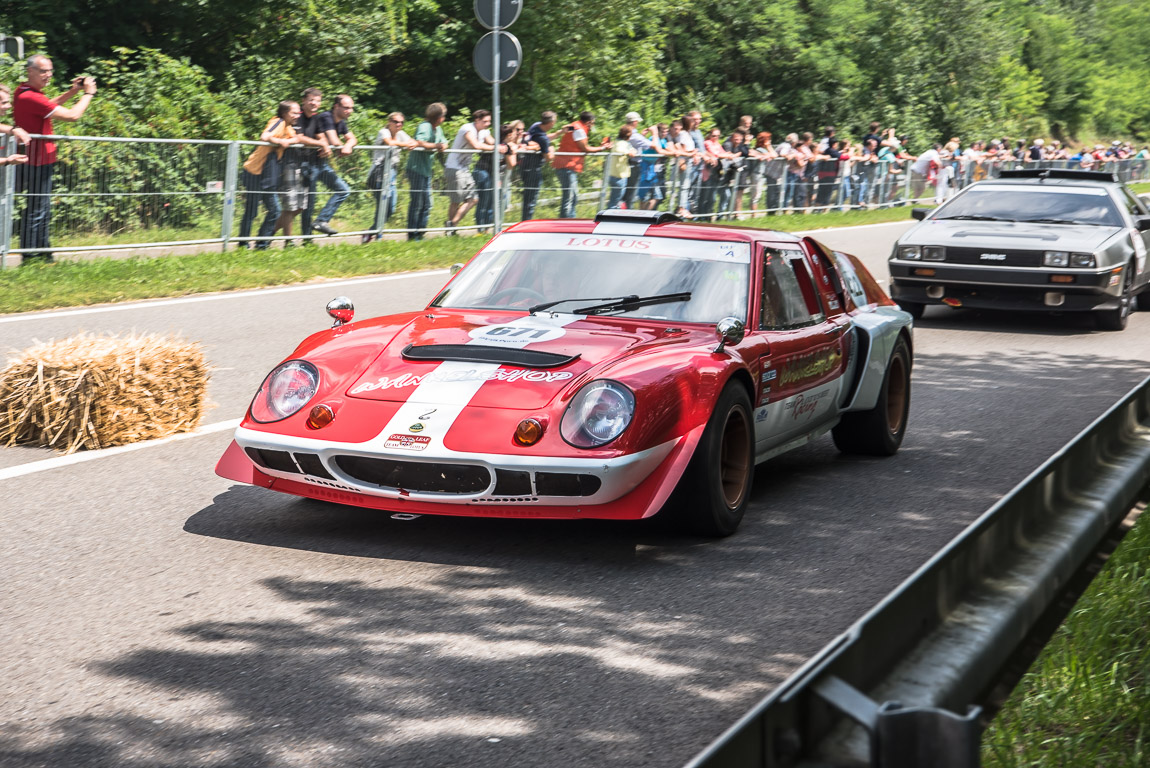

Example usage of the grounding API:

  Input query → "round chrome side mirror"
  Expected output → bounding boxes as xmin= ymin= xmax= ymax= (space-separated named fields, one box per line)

xmin=327 ymin=296 xmax=354 ymax=327
xmin=450 ymin=262 xmax=465 ymax=275
xmin=714 ymin=316 xmax=745 ymax=353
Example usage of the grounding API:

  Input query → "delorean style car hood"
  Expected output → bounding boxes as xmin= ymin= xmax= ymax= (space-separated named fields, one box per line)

xmin=902 ymin=218 xmax=1124 ymax=253
xmin=345 ymin=310 xmax=704 ymax=410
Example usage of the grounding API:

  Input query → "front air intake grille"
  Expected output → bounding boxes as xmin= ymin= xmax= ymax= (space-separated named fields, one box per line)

xmin=293 ymin=452 xmax=334 ymax=479
xmin=334 ymin=455 xmax=491 ymax=494
xmin=245 ymin=447 xmax=300 ymax=474
xmin=494 ymin=469 xmax=532 ymax=496
xmin=535 ymin=472 xmax=602 ymax=497
xmin=943 ymin=248 xmax=1043 ymax=268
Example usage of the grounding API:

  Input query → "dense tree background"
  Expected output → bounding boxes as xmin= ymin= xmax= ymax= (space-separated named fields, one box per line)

xmin=2 ymin=0 xmax=1149 ymax=149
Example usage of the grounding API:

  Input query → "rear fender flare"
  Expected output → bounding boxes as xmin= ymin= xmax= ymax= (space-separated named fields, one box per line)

xmin=843 ymin=307 xmax=913 ymax=412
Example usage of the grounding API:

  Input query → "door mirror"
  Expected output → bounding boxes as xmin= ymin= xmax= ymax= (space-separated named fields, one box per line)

xmin=911 ymin=208 xmax=931 ymax=221
xmin=714 ymin=317 xmax=745 ymax=353
xmin=1135 ymin=215 xmax=1150 ymax=232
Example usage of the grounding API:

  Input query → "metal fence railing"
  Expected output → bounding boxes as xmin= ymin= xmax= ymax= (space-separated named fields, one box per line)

xmin=2 ymin=134 xmax=1149 ymax=267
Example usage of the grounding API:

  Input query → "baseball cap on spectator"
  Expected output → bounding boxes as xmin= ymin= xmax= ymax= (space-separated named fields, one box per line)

xmin=624 ymin=111 xmax=642 ymax=123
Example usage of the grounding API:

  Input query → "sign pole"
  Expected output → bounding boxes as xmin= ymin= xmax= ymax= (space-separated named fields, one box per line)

xmin=491 ymin=1 xmax=501 ymax=235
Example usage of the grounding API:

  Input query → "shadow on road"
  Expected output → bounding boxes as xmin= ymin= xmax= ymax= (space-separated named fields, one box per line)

xmin=2 ymin=350 xmax=1146 ymax=768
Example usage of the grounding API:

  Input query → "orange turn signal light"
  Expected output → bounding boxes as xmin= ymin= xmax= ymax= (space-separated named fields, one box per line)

xmin=514 ymin=418 xmax=544 ymax=446
xmin=1049 ymin=275 xmax=1075 ymax=284
xmin=913 ymin=268 xmax=936 ymax=277
xmin=306 ymin=404 xmax=335 ymax=430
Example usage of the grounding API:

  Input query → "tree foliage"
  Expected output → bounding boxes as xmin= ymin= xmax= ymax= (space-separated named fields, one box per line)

xmin=2 ymin=0 xmax=1150 ymax=148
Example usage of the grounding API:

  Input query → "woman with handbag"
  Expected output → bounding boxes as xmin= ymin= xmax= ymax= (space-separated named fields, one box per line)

xmin=239 ymin=101 xmax=299 ymax=249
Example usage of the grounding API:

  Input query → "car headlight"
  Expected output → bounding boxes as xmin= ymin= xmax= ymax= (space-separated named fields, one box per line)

xmin=1070 ymin=253 xmax=1096 ymax=268
xmin=922 ymin=246 xmax=946 ymax=261
xmin=250 ymin=360 xmax=319 ymax=423
xmin=897 ymin=245 xmax=921 ymax=260
xmin=1043 ymin=251 xmax=1070 ymax=267
xmin=560 ymin=380 xmax=635 ymax=448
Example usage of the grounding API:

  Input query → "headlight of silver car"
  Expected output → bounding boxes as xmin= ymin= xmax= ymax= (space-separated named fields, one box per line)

xmin=250 ymin=360 xmax=319 ymax=423
xmin=1043 ymin=251 xmax=1070 ymax=267
xmin=922 ymin=246 xmax=946 ymax=261
xmin=560 ymin=380 xmax=636 ymax=448
xmin=1070 ymin=252 xmax=1096 ymax=268
xmin=897 ymin=245 xmax=921 ymax=260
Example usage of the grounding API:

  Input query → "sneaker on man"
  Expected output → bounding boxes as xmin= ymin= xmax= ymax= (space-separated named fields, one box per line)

xmin=312 ymin=222 xmax=339 ymax=236
xmin=444 ymin=219 xmax=457 ymax=236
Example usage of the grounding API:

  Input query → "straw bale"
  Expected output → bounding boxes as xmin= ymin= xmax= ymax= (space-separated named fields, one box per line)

xmin=0 ymin=332 xmax=209 ymax=453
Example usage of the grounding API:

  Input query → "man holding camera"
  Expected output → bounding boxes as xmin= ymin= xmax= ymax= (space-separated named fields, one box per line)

xmin=13 ymin=55 xmax=96 ymax=264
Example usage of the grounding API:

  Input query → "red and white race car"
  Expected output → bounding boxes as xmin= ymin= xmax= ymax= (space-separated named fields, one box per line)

xmin=216 ymin=210 xmax=913 ymax=536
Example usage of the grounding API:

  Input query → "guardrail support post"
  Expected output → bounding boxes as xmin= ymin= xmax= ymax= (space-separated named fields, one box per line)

xmin=221 ymin=141 xmax=240 ymax=251
xmin=813 ymin=676 xmax=981 ymax=768
xmin=0 ymin=134 xmax=15 ymax=269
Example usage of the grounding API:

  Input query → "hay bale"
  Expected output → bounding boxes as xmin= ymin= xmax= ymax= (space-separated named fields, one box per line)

xmin=0 ymin=332 xmax=209 ymax=453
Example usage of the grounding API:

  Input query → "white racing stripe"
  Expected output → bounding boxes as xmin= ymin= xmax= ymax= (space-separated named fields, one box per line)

xmin=0 ymin=418 xmax=241 ymax=480
xmin=364 ymin=314 xmax=582 ymax=451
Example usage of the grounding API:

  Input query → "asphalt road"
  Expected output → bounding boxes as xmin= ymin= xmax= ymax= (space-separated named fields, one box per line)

xmin=2 ymin=220 xmax=1148 ymax=768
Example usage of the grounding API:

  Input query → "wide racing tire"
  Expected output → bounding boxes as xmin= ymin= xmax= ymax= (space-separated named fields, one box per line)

xmin=1097 ymin=264 xmax=1134 ymax=331
xmin=832 ymin=335 xmax=911 ymax=456
xmin=666 ymin=383 xmax=754 ymax=537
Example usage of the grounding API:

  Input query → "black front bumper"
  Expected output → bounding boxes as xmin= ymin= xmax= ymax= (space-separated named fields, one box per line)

xmin=889 ymin=261 xmax=1123 ymax=312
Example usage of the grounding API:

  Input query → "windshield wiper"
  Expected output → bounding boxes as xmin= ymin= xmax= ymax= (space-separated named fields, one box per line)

xmin=936 ymin=214 xmax=1014 ymax=222
xmin=1019 ymin=217 xmax=1087 ymax=226
xmin=528 ymin=295 xmax=634 ymax=314
xmin=574 ymin=292 xmax=692 ymax=316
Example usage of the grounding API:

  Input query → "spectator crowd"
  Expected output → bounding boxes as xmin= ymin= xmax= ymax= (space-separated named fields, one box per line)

xmin=4 ymin=54 xmax=1150 ymax=261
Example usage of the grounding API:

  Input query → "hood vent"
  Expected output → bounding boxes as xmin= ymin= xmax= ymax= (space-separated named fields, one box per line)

xmin=401 ymin=344 xmax=580 ymax=369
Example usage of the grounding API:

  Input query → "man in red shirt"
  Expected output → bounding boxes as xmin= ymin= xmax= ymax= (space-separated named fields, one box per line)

xmin=12 ymin=55 xmax=97 ymax=264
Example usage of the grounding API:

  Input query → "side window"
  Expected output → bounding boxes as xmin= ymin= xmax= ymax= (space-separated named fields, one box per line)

xmin=761 ymin=249 xmax=826 ymax=329
xmin=1119 ymin=187 xmax=1148 ymax=217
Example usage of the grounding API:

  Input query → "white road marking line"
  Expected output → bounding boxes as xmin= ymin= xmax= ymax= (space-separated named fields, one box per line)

xmin=0 ymin=270 xmax=451 ymax=325
xmin=793 ymin=220 xmax=914 ymax=235
xmin=0 ymin=419 xmax=240 ymax=480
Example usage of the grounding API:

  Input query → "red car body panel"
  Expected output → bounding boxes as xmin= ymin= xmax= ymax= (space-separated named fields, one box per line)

xmin=216 ymin=217 xmax=910 ymax=522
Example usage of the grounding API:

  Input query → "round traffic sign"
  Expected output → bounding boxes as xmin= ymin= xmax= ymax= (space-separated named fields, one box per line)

xmin=474 ymin=0 xmax=523 ymax=29
xmin=472 ymin=31 xmax=523 ymax=84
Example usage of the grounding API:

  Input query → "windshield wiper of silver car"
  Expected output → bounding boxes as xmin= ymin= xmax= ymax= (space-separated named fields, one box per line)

xmin=936 ymin=214 xmax=1014 ymax=221
xmin=574 ymin=292 xmax=692 ymax=316
xmin=1019 ymin=217 xmax=1088 ymax=226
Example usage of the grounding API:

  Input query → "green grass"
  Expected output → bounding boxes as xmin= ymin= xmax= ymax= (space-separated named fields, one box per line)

xmin=983 ymin=511 xmax=1150 ymax=767
xmin=0 ymin=238 xmax=481 ymax=314
xmin=0 ymin=206 xmax=919 ymax=315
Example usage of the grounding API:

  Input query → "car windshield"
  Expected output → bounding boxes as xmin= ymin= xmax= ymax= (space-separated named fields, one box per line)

xmin=935 ymin=184 xmax=1124 ymax=227
xmin=431 ymin=232 xmax=750 ymax=324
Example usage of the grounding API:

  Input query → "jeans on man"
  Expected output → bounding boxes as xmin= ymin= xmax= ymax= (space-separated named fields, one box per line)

xmin=239 ymin=170 xmax=282 ymax=249
xmin=301 ymin=160 xmax=351 ymax=234
xmin=606 ymin=175 xmax=628 ymax=209
xmin=473 ymin=169 xmax=493 ymax=226
xmin=557 ymin=169 xmax=579 ymax=218
xmin=406 ymin=170 xmax=432 ymax=240
xmin=520 ymin=171 xmax=542 ymax=220
xmin=16 ymin=163 xmax=53 ymax=260
xmin=623 ymin=160 xmax=641 ymax=207
xmin=371 ymin=167 xmax=399 ymax=230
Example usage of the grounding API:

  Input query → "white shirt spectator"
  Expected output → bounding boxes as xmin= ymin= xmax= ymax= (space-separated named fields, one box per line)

xmin=445 ymin=122 xmax=479 ymax=171
xmin=372 ymin=126 xmax=411 ymax=166
xmin=911 ymin=148 xmax=940 ymax=176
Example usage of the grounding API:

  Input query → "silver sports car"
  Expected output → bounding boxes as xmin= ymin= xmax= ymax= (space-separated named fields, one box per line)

xmin=889 ymin=169 xmax=1150 ymax=330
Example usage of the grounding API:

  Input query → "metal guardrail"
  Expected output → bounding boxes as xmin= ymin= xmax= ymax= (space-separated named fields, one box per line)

xmin=686 ymin=376 xmax=1150 ymax=768
xmin=3 ymin=132 xmax=1148 ymax=267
